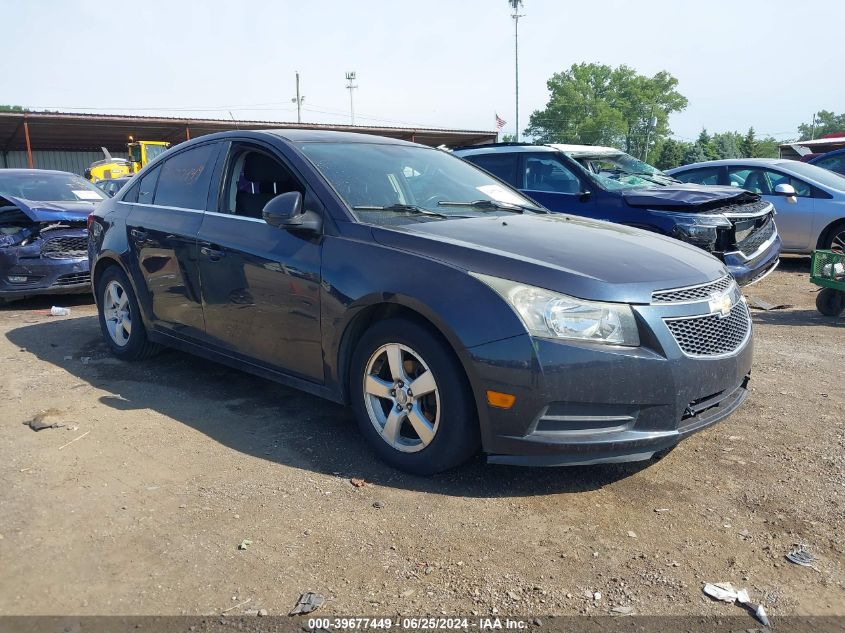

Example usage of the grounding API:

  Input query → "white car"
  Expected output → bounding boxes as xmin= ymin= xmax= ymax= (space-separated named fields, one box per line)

xmin=667 ymin=159 xmax=845 ymax=254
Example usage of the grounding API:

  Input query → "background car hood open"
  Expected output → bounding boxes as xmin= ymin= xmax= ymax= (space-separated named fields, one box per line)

xmin=0 ymin=194 xmax=98 ymax=223
xmin=371 ymin=213 xmax=726 ymax=304
xmin=622 ymin=185 xmax=759 ymax=212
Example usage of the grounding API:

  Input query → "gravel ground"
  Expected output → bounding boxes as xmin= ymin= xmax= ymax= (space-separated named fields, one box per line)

xmin=0 ymin=258 xmax=842 ymax=619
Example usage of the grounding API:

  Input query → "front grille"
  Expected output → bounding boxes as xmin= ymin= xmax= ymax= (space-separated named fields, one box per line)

xmin=652 ymin=275 xmax=734 ymax=304
xmin=41 ymin=236 xmax=88 ymax=259
xmin=665 ymin=302 xmax=751 ymax=357
xmin=52 ymin=272 xmax=91 ymax=287
xmin=736 ymin=217 xmax=775 ymax=257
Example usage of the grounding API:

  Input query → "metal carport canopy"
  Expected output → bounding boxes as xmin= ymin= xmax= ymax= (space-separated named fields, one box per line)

xmin=0 ymin=112 xmax=498 ymax=155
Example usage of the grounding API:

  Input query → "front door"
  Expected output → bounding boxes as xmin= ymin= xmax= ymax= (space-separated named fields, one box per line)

xmin=197 ymin=142 xmax=324 ymax=382
xmin=727 ymin=166 xmax=815 ymax=251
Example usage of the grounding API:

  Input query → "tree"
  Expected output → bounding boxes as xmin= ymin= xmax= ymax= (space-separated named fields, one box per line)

xmin=798 ymin=110 xmax=845 ymax=140
xmin=654 ymin=138 xmax=689 ymax=170
xmin=740 ymin=127 xmax=757 ymax=157
xmin=524 ymin=63 xmax=688 ymax=157
xmin=712 ymin=131 xmax=742 ymax=160
xmin=500 ymin=133 xmax=517 ymax=143
xmin=0 ymin=105 xmax=29 ymax=112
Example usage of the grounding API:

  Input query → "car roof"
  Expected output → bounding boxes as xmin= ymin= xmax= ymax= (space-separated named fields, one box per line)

xmin=452 ymin=144 xmax=558 ymax=157
xmin=266 ymin=129 xmax=419 ymax=146
xmin=548 ymin=143 xmax=622 ymax=156
xmin=666 ymin=158 xmax=786 ymax=171
xmin=0 ymin=168 xmax=79 ymax=176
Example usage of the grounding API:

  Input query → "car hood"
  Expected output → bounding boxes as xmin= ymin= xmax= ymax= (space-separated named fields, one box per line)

xmin=371 ymin=213 xmax=726 ymax=304
xmin=0 ymin=194 xmax=98 ymax=223
xmin=623 ymin=184 xmax=759 ymax=211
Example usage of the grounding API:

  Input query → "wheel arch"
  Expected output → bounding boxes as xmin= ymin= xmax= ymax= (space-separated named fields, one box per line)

xmin=91 ymin=254 xmax=126 ymax=307
xmin=333 ymin=298 xmax=483 ymax=417
xmin=816 ymin=217 xmax=845 ymax=250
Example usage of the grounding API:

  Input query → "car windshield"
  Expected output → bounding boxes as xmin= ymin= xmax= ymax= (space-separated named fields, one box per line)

xmin=778 ymin=160 xmax=845 ymax=192
xmin=300 ymin=142 xmax=543 ymax=223
xmin=568 ymin=151 xmax=673 ymax=190
xmin=0 ymin=172 xmax=107 ymax=202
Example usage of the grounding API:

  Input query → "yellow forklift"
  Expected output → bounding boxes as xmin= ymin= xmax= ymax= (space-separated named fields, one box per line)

xmin=86 ymin=139 xmax=170 ymax=182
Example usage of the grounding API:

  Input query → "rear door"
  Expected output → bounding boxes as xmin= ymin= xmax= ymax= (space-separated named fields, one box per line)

xmin=125 ymin=141 xmax=223 ymax=336
xmin=196 ymin=140 xmax=324 ymax=382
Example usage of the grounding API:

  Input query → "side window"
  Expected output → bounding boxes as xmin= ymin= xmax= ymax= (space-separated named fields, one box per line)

xmin=137 ymin=166 xmax=160 ymax=204
xmin=221 ymin=147 xmax=305 ymax=219
xmin=122 ymin=179 xmax=140 ymax=203
xmin=466 ymin=153 xmax=519 ymax=186
xmin=676 ymin=167 xmax=722 ymax=186
xmin=153 ymin=143 xmax=219 ymax=210
xmin=815 ymin=155 xmax=845 ymax=176
xmin=523 ymin=156 xmax=581 ymax=194
xmin=766 ymin=170 xmax=811 ymax=197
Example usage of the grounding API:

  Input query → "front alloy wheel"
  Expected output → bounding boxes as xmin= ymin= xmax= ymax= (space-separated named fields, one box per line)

xmin=350 ymin=318 xmax=479 ymax=474
xmin=363 ymin=343 xmax=440 ymax=452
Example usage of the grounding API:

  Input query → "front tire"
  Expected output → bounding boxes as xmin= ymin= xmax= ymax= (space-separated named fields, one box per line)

xmin=816 ymin=288 xmax=845 ymax=317
xmin=96 ymin=266 xmax=160 ymax=360
xmin=350 ymin=318 xmax=479 ymax=475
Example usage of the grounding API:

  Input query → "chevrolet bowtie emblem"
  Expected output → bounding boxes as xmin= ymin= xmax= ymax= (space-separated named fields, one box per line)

xmin=709 ymin=291 xmax=734 ymax=318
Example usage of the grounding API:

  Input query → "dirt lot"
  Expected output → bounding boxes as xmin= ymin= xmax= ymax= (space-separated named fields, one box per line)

xmin=0 ymin=259 xmax=842 ymax=619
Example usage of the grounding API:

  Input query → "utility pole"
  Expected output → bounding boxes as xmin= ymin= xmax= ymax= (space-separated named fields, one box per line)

xmin=810 ymin=112 xmax=817 ymax=139
xmin=291 ymin=71 xmax=305 ymax=124
xmin=642 ymin=106 xmax=656 ymax=161
xmin=509 ymin=0 xmax=524 ymax=141
xmin=345 ymin=71 xmax=358 ymax=126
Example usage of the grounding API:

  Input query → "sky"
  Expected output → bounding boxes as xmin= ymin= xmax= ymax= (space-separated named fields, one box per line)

xmin=4 ymin=0 xmax=843 ymax=143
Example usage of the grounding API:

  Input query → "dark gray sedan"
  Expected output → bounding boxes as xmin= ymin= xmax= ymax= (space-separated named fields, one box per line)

xmin=89 ymin=130 xmax=753 ymax=474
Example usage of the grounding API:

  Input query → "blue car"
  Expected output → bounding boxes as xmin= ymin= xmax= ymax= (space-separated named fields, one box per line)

xmin=0 ymin=169 xmax=106 ymax=303
xmin=808 ymin=147 xmax=845 ymax=176
xmin=453 ymin=143 xmax=781 ymax=286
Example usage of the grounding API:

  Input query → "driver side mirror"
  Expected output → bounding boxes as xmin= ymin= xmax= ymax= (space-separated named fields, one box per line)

xmin=773 ymin=183 xmax=798 ymax=203
xmin=262 ymin=191 xmax=322 ymax=233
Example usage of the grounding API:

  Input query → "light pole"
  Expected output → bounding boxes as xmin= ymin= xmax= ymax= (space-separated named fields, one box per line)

xmin=291 ymin=71 xmax=305 ymax=124
xmin=509 ymin=0 xmax=524 ymax=141
xmin=345 ymin=71 xmax=358 ymax=126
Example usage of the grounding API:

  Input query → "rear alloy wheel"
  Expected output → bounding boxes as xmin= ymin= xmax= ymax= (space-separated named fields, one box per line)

xmin=350 ymin=318 xmax=479 ymax=474
xmin=96 ymin=266 xmax=160 ymax=360
xmin=816 ymin=288 xmax=845 ymax=317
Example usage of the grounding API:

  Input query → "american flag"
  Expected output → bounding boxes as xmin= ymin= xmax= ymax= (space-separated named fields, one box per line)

xmin=495 ymin=113 xmax=507 ymax=130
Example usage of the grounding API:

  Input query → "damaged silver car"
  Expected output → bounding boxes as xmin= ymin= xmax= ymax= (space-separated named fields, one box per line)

xmin=0 ymin=169 xmax=105 ymax=304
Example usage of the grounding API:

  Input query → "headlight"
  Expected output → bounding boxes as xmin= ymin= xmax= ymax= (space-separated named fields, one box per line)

xmin=471 ymin=273 xmax=640 ymax=346
xmin=668 ymin=213 xmax=731 ymax=250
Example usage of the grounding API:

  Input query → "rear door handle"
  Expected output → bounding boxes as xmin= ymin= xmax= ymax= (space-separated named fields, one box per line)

xmin=200 ymin=245 xmax=226 ymax=260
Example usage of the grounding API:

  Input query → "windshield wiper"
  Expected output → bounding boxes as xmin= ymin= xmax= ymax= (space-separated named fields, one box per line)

xmin=437 ymin=199 xmax=541 ymax=213
xmin=352 ymin=204 xmax=450 ymax=219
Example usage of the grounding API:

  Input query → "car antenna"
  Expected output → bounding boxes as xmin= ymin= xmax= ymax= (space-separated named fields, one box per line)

xmin=229 ymin=111 xmax=240 ymax=130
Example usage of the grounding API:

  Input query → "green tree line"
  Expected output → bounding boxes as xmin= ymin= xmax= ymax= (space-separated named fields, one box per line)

xmin=523 ymin=63 xmax=844 ymax=169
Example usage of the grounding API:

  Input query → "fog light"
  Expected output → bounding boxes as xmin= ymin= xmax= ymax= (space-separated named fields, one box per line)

xmin=7 ymin=275 xmax=28 ymax=283
xmin=486 ymin=390 xmax=516 ymax=409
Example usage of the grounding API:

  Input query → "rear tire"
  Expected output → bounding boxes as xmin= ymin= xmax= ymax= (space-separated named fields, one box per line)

xmin=349 ymin=318 xmax=479 ymax=475
xmin=815 ymin=288 xmax=845 ymax=317
xmin=96 ymin=266 xmax=160 ymax=360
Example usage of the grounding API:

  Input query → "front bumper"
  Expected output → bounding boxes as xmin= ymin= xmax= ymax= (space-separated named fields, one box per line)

xmin=0 ymin=253 xmax=91 ymax=300
xmin=464 ymin=297 xmax=754 ymax=466
xmin=723 ymin=229 xmax=782 ymax=286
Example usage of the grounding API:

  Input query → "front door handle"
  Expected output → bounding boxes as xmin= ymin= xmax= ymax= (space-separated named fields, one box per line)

xmin=200 ymin=245 xmax=226 ymax=260
xmin=130 ymin=228 xmax=148 ymax=240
